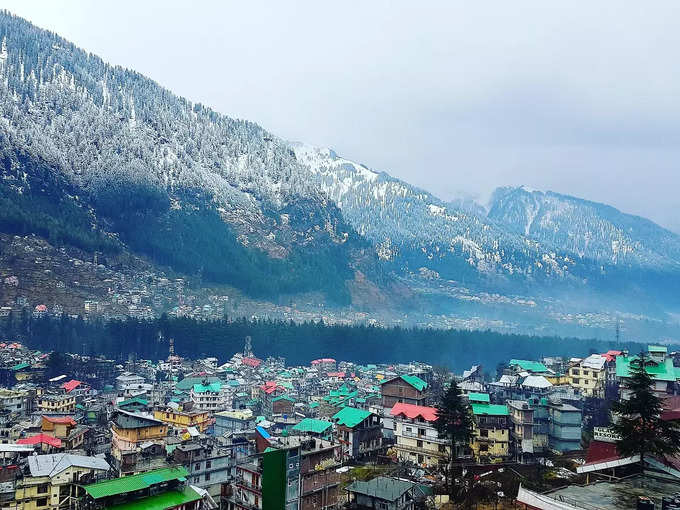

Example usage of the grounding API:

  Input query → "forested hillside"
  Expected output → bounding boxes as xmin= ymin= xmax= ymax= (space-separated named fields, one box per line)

xmin=0 ymin=314 xmax=644 ymax=372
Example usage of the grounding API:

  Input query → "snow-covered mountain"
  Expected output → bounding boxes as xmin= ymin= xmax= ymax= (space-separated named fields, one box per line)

xmin=0 ymin=11 xmax=366 ymax=303
xmin=0 ymin=11 xmax=678 ymax=334
xmin=488 ymin=186 xmax=680 ymax=271
xmin=293 ymin=143 xmax=680 ymax=310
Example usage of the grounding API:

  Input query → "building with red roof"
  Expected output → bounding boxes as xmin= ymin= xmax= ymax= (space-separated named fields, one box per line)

xmin=391 ymin=403 xmax=446 ymax=468
xmin=17 ymin=433 xmax=63 ymax=451
xmin=61 ymin=380 xmax=82 ymax=393
xmin=241 ymin=357 xmax=262 ymax=368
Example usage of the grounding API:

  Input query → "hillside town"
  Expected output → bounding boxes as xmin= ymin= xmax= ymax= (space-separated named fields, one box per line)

xmin=0 ymin=336 xmax=674 ymax=509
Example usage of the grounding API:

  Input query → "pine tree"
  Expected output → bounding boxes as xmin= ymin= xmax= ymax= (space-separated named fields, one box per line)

xmin=435 ymin=379 xmax=473 ymax=497
xmin=611 ymin=353 xmax=680 ymax=470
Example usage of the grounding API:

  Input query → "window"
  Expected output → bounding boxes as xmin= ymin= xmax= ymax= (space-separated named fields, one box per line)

xmin=480 ymin=429 xmax=488 ymax=437
xmin=36 ymin=498 xmax=48 ymax=508
xmin=194 ymin=463 xmax=201 ymax=471
xmin=205 ymin=472 xmax=211 ymax=481
xmin=37 ymin=483 xmax=48 ymax=494
xmin=205 ymin=460 xmax=211 ymax=469
xmin=417 ymin=440 xmax=423 ymax=448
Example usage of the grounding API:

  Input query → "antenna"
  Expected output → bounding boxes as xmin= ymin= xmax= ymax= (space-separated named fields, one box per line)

xmin=615 ymin=320 xmax=620 ymax=344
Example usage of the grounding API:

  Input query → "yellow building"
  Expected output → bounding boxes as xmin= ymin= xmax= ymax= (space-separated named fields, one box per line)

xmin=111 ymin=410 xmax=167 ymax=461
xmin=568 ymin=354 xmax=606 ymax=397
xmin=14 ymin=453 xmax=109 ymax=510
xmin=37 ymin=395 xmax=76 ymax=414
xmin=469 ymin=394 xmax=510 ymax=463
xmin=390 ymin=403 xmax=449 ymax=468
xmin=153 ymin=408 xmax=212 ymax=432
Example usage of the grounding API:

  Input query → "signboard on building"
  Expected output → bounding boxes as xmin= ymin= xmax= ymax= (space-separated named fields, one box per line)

xmin=593 ymin=427 xmax=621 ymax=443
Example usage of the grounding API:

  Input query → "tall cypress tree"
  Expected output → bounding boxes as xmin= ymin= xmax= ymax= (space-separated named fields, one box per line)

xmin=611 ymin=353 xmax=680 ymax=470
xmin=435 ymin=379 xmax=473 ymax=497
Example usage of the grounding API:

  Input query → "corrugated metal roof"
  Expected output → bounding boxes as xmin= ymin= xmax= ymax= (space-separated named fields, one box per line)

xmin=292 ymin=418 xmax=333 ymax=434
xmin=106 ymin=487 xmax=201 ymax=510
xmin=471 ymin=403 xmax=509 ymax=416
xmin=468 ymin=392 xmax=490 ymax=403
xmin=333 ymin=407 xmax=372 ymax=428
xmin=84 ymin=467 xmax=189 ymax=499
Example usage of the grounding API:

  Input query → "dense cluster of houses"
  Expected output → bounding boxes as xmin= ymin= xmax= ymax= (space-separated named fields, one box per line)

xmin=0 ymin=338 xmax=677 ymax=509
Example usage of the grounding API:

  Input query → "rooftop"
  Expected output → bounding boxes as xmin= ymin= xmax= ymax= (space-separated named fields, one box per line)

xmin=468 ymin=392 xmax=490 ymax=403
xmin=333 ymin=407 xmax=372 ymax=428
xmin=346 ymin=477 xmax=416 ymax=502
xmin=390 ymin=402 xmax=438 ymax=422
xmin=538 ymin=475 xmax=680 ymax=509
xmin=292 ymin=418 xmax=333 ymax=435
xmin=84 ymin=467 xmax=190 ymax=499
xmin=107 ymin=486 xmax=201 ymax=510
xmin=509 ymin=359 xmax=548 ymax=373
xmin=471 ymin=403 xmax=509 ymax=416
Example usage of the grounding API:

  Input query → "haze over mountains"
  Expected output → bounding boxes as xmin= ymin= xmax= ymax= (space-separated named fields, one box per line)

xmin=0 ymin=12 xmax=678 ymax=342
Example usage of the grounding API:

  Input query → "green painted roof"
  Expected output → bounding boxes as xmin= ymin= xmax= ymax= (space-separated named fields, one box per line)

xmin=272 ymin=395 xmax=295 ymax=403
xmin=11 ymin=362 xmax=30 ymax=371
xmin=648 ymin=345 xmax=668 ymax=353
xmin=84 ymin=467 xmax=189 ymax=499
xmin=509 ymin=359 xmax=548 ymax=373
xmin=333 ymin=407 xmax=372 ymax=428
xmin=175 ymin=376 xmax=220 ymax=391
xmin=616 ymin=356 xmax=679 ymax=382
xmin=401 ymin=374 xmax=428 ymax=391
xmin=106 ymin=487 xmax=201 ymax=510
xmin=309 ymin=402 xmax=319 ymax=408
xmin=193 ymin=382 xmax=221 ymax=393
xmin=471 ymin=403 xmax=509 ymax=416
xmin=468 ymin=392 xmax=490 ymax=403
xmin=118 ymin=397 xmax=149 ymax=407
xmin=292 ymin=418 xmax=333 ymax=434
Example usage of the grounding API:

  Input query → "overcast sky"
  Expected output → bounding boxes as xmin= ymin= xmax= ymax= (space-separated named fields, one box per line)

xmin=5 ymin=1 xmax=680 ymax=232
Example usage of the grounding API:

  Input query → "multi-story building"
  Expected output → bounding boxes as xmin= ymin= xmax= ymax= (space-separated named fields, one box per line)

xmin=469 ymin=394 xmax=510 ymax=463
xmin=548 ymin=400 xmax=582 ymax=453
xmin=380 ymin=375 xmax=429 ymax=409
xmin=391 ymin=403 xmax=447 ymax=468
xmin=80 ymin=467 xmax=206 ymax=510
xmin=332 ymin=407 xmax=382 ymax=460
xmin=617 ymin=346 xmax=680 ymax=400
xmin=190 ymin=381 xmax=229 ymax=412
xmin=173 ymin=441 xmax=233 ymax=496
xmin=568 ymin=354 xmax=607 ymax=398
xmin=508 ymin=399 xmax=549 ymax=463
xmin=231 ymin=446 xmax=302 ymax=510
xmin=38 ymin=394 xmax=76 ymax=414
xmin=13 ymin=453 xmax=109 ymax=510
xmin=0 ymin=388 xmax=31 ymax=416
xmin=214 ymin=409 xmax=255 ymax=437
xmin=110 ymin=410 xmax=168 ymax=474
xmin=153 ymin=408 xmax=213 ymax=432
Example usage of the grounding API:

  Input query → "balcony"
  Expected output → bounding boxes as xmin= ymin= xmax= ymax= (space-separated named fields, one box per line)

xmin=236 ymin=479 xmax=262 ymax=493
xmin=399 ymin=430 xmax=447 ymax=444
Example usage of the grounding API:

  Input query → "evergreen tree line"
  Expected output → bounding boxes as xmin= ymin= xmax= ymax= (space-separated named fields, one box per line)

xmin=0 ymin=313 xmax=644 ymax=371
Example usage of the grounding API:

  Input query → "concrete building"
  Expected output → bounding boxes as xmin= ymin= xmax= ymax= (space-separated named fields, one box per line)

xmin=391 ymin=403 xmax=447 ymax=468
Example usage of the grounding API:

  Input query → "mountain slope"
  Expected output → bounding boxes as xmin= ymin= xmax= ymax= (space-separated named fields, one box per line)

xmin=0 ymin=11 xmax=373 ymax=304
xmin=292 ymin=144 xmax=680 ymax=311
xmin=487 ymin=186 xmax=680 ymax=271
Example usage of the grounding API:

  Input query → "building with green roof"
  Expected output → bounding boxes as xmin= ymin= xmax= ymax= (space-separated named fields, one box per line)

xmin=509 ymin=359 xmax=548 ymax=374
xmin=333 ymin=407 xmax=382 ymax=460
xmin=81 ymin=467 xmax=203 ymax=510
xmin=470 ymin=403 xmax=510 ymax=463
xmin=380 ymin=374 xmax=430 ymax=408
xmin=616 ymin=347 xmax=680 ymax=399
xmin=292 ymin=417 xmax=333 ymax=437
xmin=468 ymin=392 xmax=490 ymax=403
